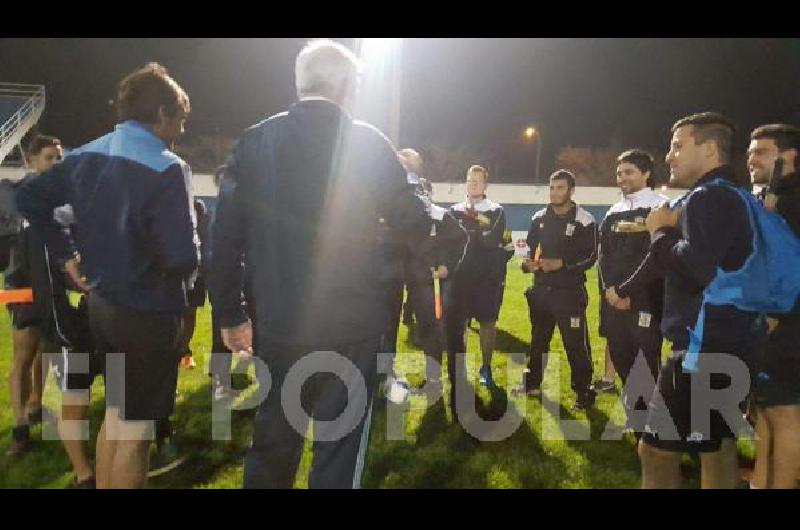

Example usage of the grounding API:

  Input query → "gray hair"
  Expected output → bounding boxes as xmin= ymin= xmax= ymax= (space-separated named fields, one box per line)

xmin=294 ymin=39 xmax=363 ymax=99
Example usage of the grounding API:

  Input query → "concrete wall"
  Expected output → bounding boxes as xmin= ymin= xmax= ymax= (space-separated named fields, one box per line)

xmin=0 ymin=167 xmax=686 ymax=232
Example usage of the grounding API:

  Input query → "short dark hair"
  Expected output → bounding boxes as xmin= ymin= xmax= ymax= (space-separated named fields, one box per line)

xmin=750 ymin=123 xmax=800 ymax=153
xmin=549 ymin=169 xmax=576 ymax=189
xmin=116 ymin=62 xmax=190 ymax=124
xmin=671 ymin=112 xmax=735 ymax=164
xmin=617 ymin=149 xmax=655 ymax=188
xmin=25 ymin=134 xmax=61 ymax=158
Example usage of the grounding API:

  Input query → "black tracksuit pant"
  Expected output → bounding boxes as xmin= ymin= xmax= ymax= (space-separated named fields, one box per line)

xmin=382 ymin=280 xmax=405 ymax=356
xmin=603 ymin=302 xmax=662 ymax=385
xmin=525 ymin=283 xmax=593 ymax=397
xmin=406 ymin=279 xmax=445 ymax=381
xmin=603 ymin=302 xmax=662 ymax=430
xmin=243 ymin=336 xmax=380 ymax=489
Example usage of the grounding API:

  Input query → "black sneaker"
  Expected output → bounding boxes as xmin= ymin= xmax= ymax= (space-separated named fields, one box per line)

xmin=591 ymin=379 xmax=616 ymax=393
xmin=74 ymin=477 xmax=96 ymax=489
xmin=27 ymin=407 xmax=44 ymax=426
xmin=148 ymin=440 xmax=188 ymax=478
xmin=572 ymin=390 xmax=597 ymax=412
xmin=6 ymin=425 xmax=30 ymax=458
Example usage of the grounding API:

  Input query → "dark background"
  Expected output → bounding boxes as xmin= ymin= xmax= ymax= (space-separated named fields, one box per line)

xmin=3 ymin=38 xmax=800 ymax=181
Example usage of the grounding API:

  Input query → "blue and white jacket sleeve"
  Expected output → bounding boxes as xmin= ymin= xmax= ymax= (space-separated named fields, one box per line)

xmin=150 ymin=162 xmax=200 ymax=278
xmin=14 ymin=159 xmax=77 ymax=264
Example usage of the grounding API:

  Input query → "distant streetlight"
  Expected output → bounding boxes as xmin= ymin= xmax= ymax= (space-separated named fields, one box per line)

xmin=523 ymin=125 xmax=541 ymax=183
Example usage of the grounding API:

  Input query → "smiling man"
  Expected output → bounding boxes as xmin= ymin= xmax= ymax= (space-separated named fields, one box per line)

xmin=598 ymin=149 xmax=667 ymax=433
xmin=630 ymin=112 xmax=764 ymax=489
xmin=747 ymin=123 xmax=800 ymax=489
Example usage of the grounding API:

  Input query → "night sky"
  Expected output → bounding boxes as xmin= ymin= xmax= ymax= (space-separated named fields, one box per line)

xmin=3 ymin=38 xmax=800 ymax=179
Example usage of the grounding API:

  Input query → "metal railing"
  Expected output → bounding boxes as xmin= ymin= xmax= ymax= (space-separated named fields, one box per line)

xmin=0 ymin=83 xmax=46 ymax=165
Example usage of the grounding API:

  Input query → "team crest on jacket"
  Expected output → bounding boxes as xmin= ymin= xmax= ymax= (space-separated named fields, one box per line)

xmin=565 ymin=223 xmax=575 ymax=236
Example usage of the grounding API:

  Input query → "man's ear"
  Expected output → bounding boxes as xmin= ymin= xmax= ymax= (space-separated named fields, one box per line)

xmin=782 ymin=148 xmax=798 ymax=173
xmin=702 ymin=140 xmax=717 ymax=163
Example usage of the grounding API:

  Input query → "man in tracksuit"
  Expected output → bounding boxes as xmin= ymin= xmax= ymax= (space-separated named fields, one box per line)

xmin=404 ymin=177 xmax=468 ymax=396
xmin=15 ymin=63 xmax=198 ymax=489
xmin=747 ymin=124 xmax=800 ymax=489
xmin=447 ymin=165 xmax=510 ymax=391
xmin=383 ymin=150 xmax=469 ymax=403
xmin=522 ymin=170 xmax=598 ymax=411
xmin=614 ymin=112 xmax=765 ymax=488
xmin=208 ymin=40 xmax=431 ymax=489
xmin=599 ymin=149 xmax=668 ymax=432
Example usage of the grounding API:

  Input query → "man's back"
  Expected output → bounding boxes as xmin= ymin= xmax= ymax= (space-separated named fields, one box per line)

xmin=15 ymin=120 xmax=199 ymax=314
xmin=211 ymin=98 xmax=428 ymax=346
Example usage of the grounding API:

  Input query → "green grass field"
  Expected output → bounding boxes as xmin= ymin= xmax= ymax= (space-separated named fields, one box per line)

xmin=0 ymin=259 xmax=756 ymax=488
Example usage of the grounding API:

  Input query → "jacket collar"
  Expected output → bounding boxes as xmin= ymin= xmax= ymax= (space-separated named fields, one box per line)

xmin=547 ymin=201 xmax=576 ymax=219
xmin=116 ymin=120 xmax=167 ymax=149
xmin=293 ymin=97 xmax=352 ymax=120
xmin=694 ymin=165 xmax=734 ymax=189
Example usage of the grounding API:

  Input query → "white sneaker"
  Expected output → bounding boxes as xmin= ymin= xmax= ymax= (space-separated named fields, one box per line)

xmin=384 ymin=376 xmax=410 ymax=405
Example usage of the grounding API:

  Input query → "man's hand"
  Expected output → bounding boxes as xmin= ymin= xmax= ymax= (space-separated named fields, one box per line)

xmin=539 ymin=258 xmax=563 ymax=273
xmin=435 ymin=265 xmax=448 ymax=280
xmin=605 ymin=286 xmax=619 ymax=306
xmin=604 ymin=286 xmax=630 ymax=310
xmin=766 ymin=316 xmax=780 ymax=334
xmin=64 ymin=256 xmax=92 ymax=293
xmin=221 ymin=320 xmax=253 ymax=357
xmin=613 ymin=297 xmax=631 ymax=310
xmin=521 ymin=258 xmax=534 ymax=273
xmin=764 ymin=193 xmax=779 ymax=212
xmin=645 ymin=203 xmax=679 ymax=235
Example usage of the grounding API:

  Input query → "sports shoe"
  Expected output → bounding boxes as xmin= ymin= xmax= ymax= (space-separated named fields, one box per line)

xmin=26 ymin=406 xmax=44 ymax=426
xmin=6 ymin=425 xmax=30 ymax=458
xmin=74 ymin=477 xmax=96 ymax=489
xmin=591 ymin=379 xmax=616 ymax=393
xmin=478 ymin=365 xmax=494 ymax=387
xmin=383 ymin=375 xmax=410 ymax=405
xmin=572 ymin=389 xmax=597 ymax=412
xmin=148 ymin=439 xmax=188 ymax=478
xmin=511 ymin=370 xmax=540 ymax=397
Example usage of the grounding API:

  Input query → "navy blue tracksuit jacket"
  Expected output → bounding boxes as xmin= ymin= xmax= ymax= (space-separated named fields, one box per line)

xmin=15 ymin=120 xmax=199 ymax=314
xmin=618 ymin=166 xmax=763 ymax=351
xmin=208 ymin=98 xmax=430 ymax=346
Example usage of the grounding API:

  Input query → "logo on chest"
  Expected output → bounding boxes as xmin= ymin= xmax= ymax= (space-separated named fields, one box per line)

xmin=565 ymin=223 xmax=575 ymax=236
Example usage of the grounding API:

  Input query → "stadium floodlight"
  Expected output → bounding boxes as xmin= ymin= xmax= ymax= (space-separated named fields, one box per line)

xmin=357 ymin=38 xmax=403 ymax=63
xmin=352 ymin=38 xmax=404 ymax=143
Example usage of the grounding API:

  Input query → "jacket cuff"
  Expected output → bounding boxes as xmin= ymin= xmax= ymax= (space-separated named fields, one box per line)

xmin=214 ymin=306 xmax=249 ymax=329
xmin=651 ymin=227 xmax=681 ymax=262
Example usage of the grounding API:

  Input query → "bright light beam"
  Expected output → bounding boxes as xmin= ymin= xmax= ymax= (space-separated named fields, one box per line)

xmin=353 ymin=38 xmax=404 ymax=143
